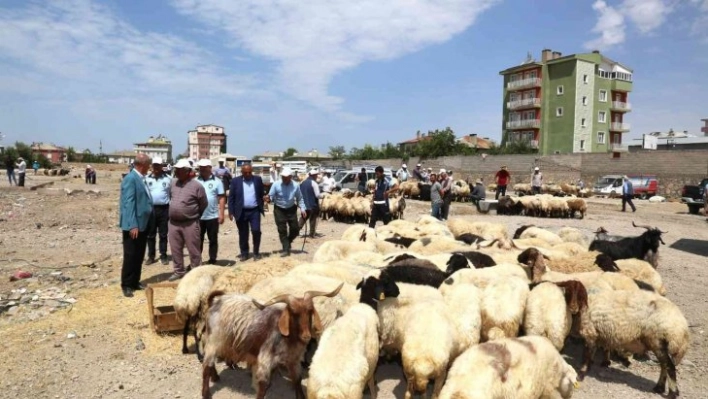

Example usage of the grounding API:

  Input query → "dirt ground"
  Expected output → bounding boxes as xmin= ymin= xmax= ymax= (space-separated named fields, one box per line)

xmin=0 ymin=171 xmax=707 ymax=399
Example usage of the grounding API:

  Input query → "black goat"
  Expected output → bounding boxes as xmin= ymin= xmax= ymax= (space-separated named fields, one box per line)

xmin=384 ymin=235 xmax=418 ymax=248
xmin=513 ymin=224 xmax=535 ymax=239
xmin=452 ymin=251 xmax=496 ymax=269
xmin=593 ymin=254 xmax=621 ymax=272
xmin=497 ymin=196 xmax=523 ymax=216
xmin=455 ymin=233 xmax=484 ymax=245
xmin=588 ymin=221 xmax=666 ymax=269
xmin=593 ymin=227 xmax=624 ymax=242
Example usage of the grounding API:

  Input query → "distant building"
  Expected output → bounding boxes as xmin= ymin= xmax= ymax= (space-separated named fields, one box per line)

xmin=134 ymin=134 xmax=172 ymax=162
xmin=499 ymin=48 xmax=633 ymax=155
xmin=457 ymin=134 xmax=494 ymax=150
xmin=701 ymin=119 xmax=708 ymax=135
xmin=284 ymin=149 xmax=332 ymax=162
xmin=629 ymin=129 xmax=708 ymax=151
xmin=253 ymin=151 xmax=283 ymax=162
xmin=187 ymin=124 xmax=227 ymax=160
xmin=31 ymin=142 xmax=66 ymax=163
xmin=397 ymin=131 xmax=434 ymax=154
xmin=107 ymin=150 xmax=137 ymax=164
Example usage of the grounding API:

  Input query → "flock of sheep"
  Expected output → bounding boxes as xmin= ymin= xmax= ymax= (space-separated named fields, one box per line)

xmin=320 ymin=190 xmax=406 ymax=223
xmin=498 ymin=195 xmax=589 ymax=219
xmin=172 ymin=212 xmax=686 ymax=399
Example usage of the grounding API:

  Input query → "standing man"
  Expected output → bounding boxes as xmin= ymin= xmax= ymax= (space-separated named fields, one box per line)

xmin=356 ymin=167 xmax=368 ymax=194
xmin=621 ymin=175 xmax=636 ymax=213
xmin=320 ymin=170 xmax=336 ymax=194
xmin=5 ymin=157 xmax=17 ymax=185
xmin=495 ymin=165 xmax=510 ymax=199
xmin=85 ymin=165 xmax=96 ymax=184
xmin=269 ymin=162 xmax=281 ymax=184
xmin=32 ymin=160 xmax=40 ymax=175
xmin=196 ymin=159 xmax=225 ymax=265
xmin=118 ymin=153 xmax=153 ymax=297
xmin=412 ymin=164 xmax=424 ymax=181
xmin=167 ymin=159 xmax=208 ymax=281
xmin=214 ymin=158 xmax=232 ymax=193
xmin=145 ymin=157 xmax=171 ymax=265
xmin=429 ymin=173 xmax=443 ymax=220
xmin=396 ymin=164 xmax=409 ymax=182
xmin=368 ymin=166 xmax=399 ymax=228
xmin=229 ymin=163 xmax=265 ymax=261
xmin=266 ymin=167 xmax=306 ymax=257
xmin=16 ymin=157 xmax=26 ymax=187
xmin=531 ymin=167 xmax=543 ymax=195
xmin=299 ymin=169 xmax=324 ymax=238
xmin=440 ymin=169 xmax=453 ymax=220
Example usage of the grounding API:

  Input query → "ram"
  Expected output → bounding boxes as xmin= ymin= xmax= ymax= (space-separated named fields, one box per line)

xmin=588 ymin=222 xmax=666 ymax=268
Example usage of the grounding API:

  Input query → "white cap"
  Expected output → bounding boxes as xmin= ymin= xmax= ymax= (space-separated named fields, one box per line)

xmin=402 ymin=164 xmax=407 ymax=168
xmin=197 ymin=159 xmax=212 ymax=167
xmin=218 ymin=158 xmax=225 ymax=162
xmin=440 ymin=168 xmax=446 ymax=174
xmin=87 ymin=165 xmax=91 ymax=168
xmin=309 ymin=169 xmax=319 ymax=175
xmin=534 ymin=167 xmax=540 ymax=171
xmin=416 ymin=163 xmax=421 ymax=167
xmin=280 ymin=167 xmax=293 ymax=177
xmin=152 ymin=157 xmax=163 ymax=165
xmin=174 ymin=159 xmax=192 ymax=169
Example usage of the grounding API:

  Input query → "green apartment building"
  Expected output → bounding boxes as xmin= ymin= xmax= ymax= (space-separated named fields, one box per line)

xmin=499 ymin=49 xmax=633 ymax=155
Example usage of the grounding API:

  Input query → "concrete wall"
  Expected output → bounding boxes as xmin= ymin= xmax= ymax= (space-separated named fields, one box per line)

xmin=325 ymin=149 xmax=708 ymax=198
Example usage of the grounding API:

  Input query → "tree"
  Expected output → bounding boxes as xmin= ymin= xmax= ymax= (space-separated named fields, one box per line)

xmin=413 ymin=127 xmax=471 ymax=158
xmin=283 ymin=147 xmax=298 ymax=158
xmin=328 ymin=145 xmax=346 ymax=160
xmin=36 ymin=154 xmax=52 ymax=169
xmin=65 ymin=146 xmax=78 ymax=162
xmin=14 ymin=142 xmax=33 ymax=162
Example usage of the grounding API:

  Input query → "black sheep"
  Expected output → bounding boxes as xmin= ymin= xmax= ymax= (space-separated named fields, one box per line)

xmin=452 ymin=251 xmax=497 ymax=268
xmin=384 ymin=235 xmax=418 ymax=248
xmin=593 ymin=254 xmax=621 ymax=272
xmin=588 ymin=222 xmax=666 ymax=268
xmin=455 ymin=233 xmax=484 ymax=245
xmin=377 ymin=264 xmax=449 ymax=288
xmin=445 ymin=253 xmax=472 ymax=276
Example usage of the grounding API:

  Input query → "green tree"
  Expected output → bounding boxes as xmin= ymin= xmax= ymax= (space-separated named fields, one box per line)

xmin=65 ymin=146 xmax=78 ymax=162
xmin=14 ymin=142 xmax=33 ymax=162
xmin=36 ymin=154 xmax=52 ymax=169
xmin=328 ymin=145 xmax=346 ymax=160
xmin=283 ymin=147 xmax=298 ymax=158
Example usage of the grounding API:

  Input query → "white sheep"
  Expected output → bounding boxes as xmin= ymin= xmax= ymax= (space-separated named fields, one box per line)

xmin=523 ymin=280 xmax=588 ymax=351
xmin=407 ymin=236 xmax=470 ymax=255
xmin=518 ymin=226 xmax=564 ymax=246
xmin=306 ymin=303 xmax=380 ymax=399
xmin=557 ymin=226 xmax=589 ymax=246
xmin=615 ymin=258 xmax=666 ymax=295
xmin=479 ymin=276 xmax=529 ymax=341
xmin=287 ymin=261 xmax=376 ymax=285
xmin=313 ymin=240 xmax=378 ymax=263
xmin=438 ymin=282 xmax=482 ymax=350
xmin=445 ymin=262 xmax=532 ymax=288
xmin=438 ymin=336 xmax=579 ymax=399
xmin=447 ymin=219 xmax=509 ymax=242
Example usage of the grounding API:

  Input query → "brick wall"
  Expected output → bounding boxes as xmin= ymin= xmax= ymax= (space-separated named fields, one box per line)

xmin=335 ymin=149 xmax=708 ymax=198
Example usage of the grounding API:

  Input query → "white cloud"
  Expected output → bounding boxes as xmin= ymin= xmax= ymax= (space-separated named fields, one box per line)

xmin=170 ymin=0 xmax=499 ymax=114
xmin=620 ymin=0 xmax=673 ymax=34
xmin=584 ymin=0 xmax=626 ymax=50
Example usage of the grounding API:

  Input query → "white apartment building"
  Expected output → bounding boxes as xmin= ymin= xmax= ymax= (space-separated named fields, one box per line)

xmin=133 ymin=134 xmax=173 ymax=162
xmin=187 ymin=124 xmax=227 ymax=160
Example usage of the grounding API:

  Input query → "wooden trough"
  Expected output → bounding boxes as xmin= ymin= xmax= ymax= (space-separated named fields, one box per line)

xmin=145 ymin=281 xmax=181 ymax=333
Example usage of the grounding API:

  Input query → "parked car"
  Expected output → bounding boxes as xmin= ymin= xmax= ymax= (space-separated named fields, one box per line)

xmin=681 ymin=178 xmax=708 ymax=215
xmin=333 ymin=169 xmax=392 ymax=191
xmin=593 ymin=174 xmax=658 ymax=199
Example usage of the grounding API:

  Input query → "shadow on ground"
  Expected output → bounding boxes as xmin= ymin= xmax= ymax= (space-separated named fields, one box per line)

xmin=669 ymin=238 xmax=708 ymax=257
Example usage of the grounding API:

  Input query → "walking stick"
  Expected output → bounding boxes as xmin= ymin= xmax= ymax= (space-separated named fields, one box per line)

xmin=301 ymin=214 xmax=308 ymax=252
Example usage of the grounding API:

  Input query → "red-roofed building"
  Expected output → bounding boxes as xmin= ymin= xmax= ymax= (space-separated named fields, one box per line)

xmin=31 ymin=142 xmax=66 ymax=163
xmin=397 ymin=131 xmax=433 ymax=154
xmin=457 ymin=134 xmax=494 ymax=150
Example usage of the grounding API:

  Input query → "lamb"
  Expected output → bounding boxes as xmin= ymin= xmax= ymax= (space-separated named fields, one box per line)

xmin=173 ymin=265 xmax=226 ymax=356
xmin=566 ymin=198 xmax=588 ymax=219
xmin=551 ymin=242 xmax=589 ymax=257
xmin=444 ymin=262 xmax=532 ymax=288
xmin=438 ymin=282 xmax=482 ymax=351
xmin=523 ymin=280 xmax=588 ymax=350
xmin=479 ymin=276 xmax=529 ymax=341
xmin=517 ymin=226 xmax=564 ymax=245
xmin=594 ymin=254 xmax=667 ymax=295
xmin=588 ymin=221 xmax=667 ymax=268
xmin=438 ymin=336 xmax=579 ymax=399
xmin=364 ymin=264 xmax=450 ymax=288
xmin=558 ymin=226 xmax=588 ymax=246
xmin=201 ymin=284 xmax=343 ymax=399
xmin=306 ymin=303 xmax=380 ymax=399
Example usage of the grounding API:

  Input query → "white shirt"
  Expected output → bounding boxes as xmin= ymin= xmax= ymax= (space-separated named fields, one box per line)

xmin=17 ymin=161 xmax=26 ymax=174
xmin=320 ymin=176 xmax=335 ymax=193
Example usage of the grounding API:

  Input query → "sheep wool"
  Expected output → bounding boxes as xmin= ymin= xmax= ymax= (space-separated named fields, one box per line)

xmin=306 ymin=303 xmax=380 ymax=399
xmin=288 ymin=261 xmax=376 ymax=286
xmin=518 ymin=226 xmax=564 ymax=246
xmin=173 ymin=265 xmax=226 ymax=324
xmin=438 ymin=336 xmax=579 ymax=399
xmin=313 ymin=240 xmax=378 ymax=263
xmin=615 ymin=258 xmax=667 ymax=295
xmin=480 ymin=276 xmax=529 ymax=341
xmin=523 ymin=282 xmax=571 ymax=350
xmin=438 ymin=282 xmax=482 ymax=350
xmin=209 ymin=257 xmax=302 ymax=295
xmin=557 ymin=226 xmax=588 ymax=246
xmin=407 ymin=236 xmax=470 ymax=256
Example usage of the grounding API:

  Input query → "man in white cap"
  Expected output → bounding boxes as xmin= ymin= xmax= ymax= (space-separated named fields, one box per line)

xmin=145 ymin=157 xmax=171 ymax=265
xmin=266 ymin=167 xmax=306 ymax=257
xmin=16 ymin=157 xmax=26 ymax=187
xmin=439 ymin=169 xmax=453 ymax=220
xmin=470 ymin=178 xmax=486 ymax=207
xmin=85 ymin=164 xmax=96 ymax=184
xmin=299 ymin=169 xmax=325 ymax=238
xmin=531 ymin=166 xmax=543 ymax=195
xmin=396 ymin=164 xmax=409 ymax=182
xmin=167 ymin=159 xmax=207 ymax=280
xmin=196 ymin=159 xmax=226 ymax=264
xmin=412 ymin=163 xmax=424 ymax=181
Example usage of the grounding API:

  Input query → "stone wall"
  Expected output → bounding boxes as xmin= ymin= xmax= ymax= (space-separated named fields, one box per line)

xmin=327 ymin=149 xmax=708 ymax=198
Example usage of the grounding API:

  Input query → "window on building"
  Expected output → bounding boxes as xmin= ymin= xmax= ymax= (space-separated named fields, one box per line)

xmin=598 ymin=111 xmax=607 ymax=123
xmin=556 ymin=107 xmax=563 ymax=117
xmin=598 ymin=132 xmax=606 ymax=144
xmin=599 ymin=90 xmax=607 ymax=102
xmin=580 ymin=140 xmax=585 ymax=150
xmin=581 ymin=118 xmax=586 ymax=127
xmin=557 ymin=85 xmax=564 ymax=95
xmin=583 ymin=74 xmax=589 ymax=84
xmin=582 ymin=96 xmax=588 ymax=106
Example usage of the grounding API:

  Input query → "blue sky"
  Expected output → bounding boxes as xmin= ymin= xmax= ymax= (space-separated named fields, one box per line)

xmin=1 ymin=0 xmax=707 ymax=157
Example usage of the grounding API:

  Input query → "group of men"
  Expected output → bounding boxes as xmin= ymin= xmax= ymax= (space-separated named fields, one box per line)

xmin=5 ymin=157 xmax=26 ymax=186
xmin=118 ymin=154 xmax=334 ymax=297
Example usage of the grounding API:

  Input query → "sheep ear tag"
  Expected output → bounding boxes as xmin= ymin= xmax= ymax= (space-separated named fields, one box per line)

xmin=379 ymin=292 xmax=386 ymax=300
xmin=573 ymin=381 xmax=581 ymax=389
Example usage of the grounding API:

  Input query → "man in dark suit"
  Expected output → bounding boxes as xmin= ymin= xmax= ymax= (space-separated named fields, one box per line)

xmin=119 ymin=153 xmax=154 ymax=297
xmin=228 ymin=164 xmax=265 ymax=261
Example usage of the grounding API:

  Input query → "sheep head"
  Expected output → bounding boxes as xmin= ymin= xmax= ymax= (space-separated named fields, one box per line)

xmin=445 ymin=253 xmax=471 ymax=276
xmin=593 ymin=254 xmax=620 ymax=272
xmin=252 ymin=283 xmax=344 ymax=343
xmin=517 ymin=247 xmax=547 ymax=283
xmin=554 ymin=280 xmax=588 ymax=315
xmin=356 ymin=275 xmax=401 ymax=310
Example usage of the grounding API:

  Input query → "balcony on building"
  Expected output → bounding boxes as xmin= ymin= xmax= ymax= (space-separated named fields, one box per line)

xmin=507 ymin=98 xmax=541 ymax=110
xmin=610 ymin=122 xmax=631 ymax=132
xmin=597 ymin=70 xmax=632 ymax=82
xmin=610 ymin=101 xmax=632 ymax=112
xmin=610 ymin=143 xmax=629 ymax=152
xmin=506 ymin=119 xmax=541 ymax=129
xmin=507 ymin=139 xmax=538 ymax=149
xmin=506 ymin=77 xmax=542 ymax=91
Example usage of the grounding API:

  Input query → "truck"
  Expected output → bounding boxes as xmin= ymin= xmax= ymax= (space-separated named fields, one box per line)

xmin=592 ymin=175 xmax=658 ymax=199
xmin=681 ymin=178 xmax=708 ymax=215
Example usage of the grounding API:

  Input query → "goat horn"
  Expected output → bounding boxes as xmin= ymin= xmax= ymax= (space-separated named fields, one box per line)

xmin=660 ymin=230 xmax=668 ymax=234
xmin=632 ymin=221 xmax=651 ymax=230
xmin=255 ymin=294 xmax=294 ymax=309
xmin=304 ymin=283 xmax=345 ymax=302
xmin=479 ymin=239 xmax=498 ymax=248
xmin=509 ymin=239 xmax=520 ymax=250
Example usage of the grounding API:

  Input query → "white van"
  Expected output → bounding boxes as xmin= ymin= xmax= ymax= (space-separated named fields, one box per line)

xmin=333 ymin=168 xmax=393 ymax=191
xmin=593 ymin=175 xmax=624 ymax=197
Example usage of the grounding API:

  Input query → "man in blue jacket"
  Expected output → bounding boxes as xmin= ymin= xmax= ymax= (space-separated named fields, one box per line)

xmin=229 ymin=164 xmax=265 ymax=261
xmin=621 ymin=175 xmax=636 ymax=213
xmin=119 ymin=153 xmax=154 ymax=297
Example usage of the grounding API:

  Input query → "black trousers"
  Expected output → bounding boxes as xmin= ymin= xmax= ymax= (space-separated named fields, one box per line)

xmin=298 ymin=207 xmax=320 ymax=236
xmin=441 ymin=193 xmax=452 ymax=220
xmin=532 ymin=186 xmax=541 ymax=195
xmin=495 ymin=184 xmax=507 ymax=199
xmin=622 ymin=195 xmax=636 ymax=212
xmin=18 ymin=173 xmax=25 ymax=187
xmin=470 ymin=195 xmax=485 ymax=205
xmin=147 ymin=205 xmax=169 ymax=260
xmin=274 ymin=205 xmax=299 ymax=251
xmin=122 ymin=229 xmax=147 ymax=288
xmin=369 ymin=203 xmax=391 ymax=228
xmin=200 ymin=218 xmax=220 ymax=262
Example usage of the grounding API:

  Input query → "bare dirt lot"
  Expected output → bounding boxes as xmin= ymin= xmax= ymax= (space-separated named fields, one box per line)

xmin=1 ymin=171 xmax=707 ymax=399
